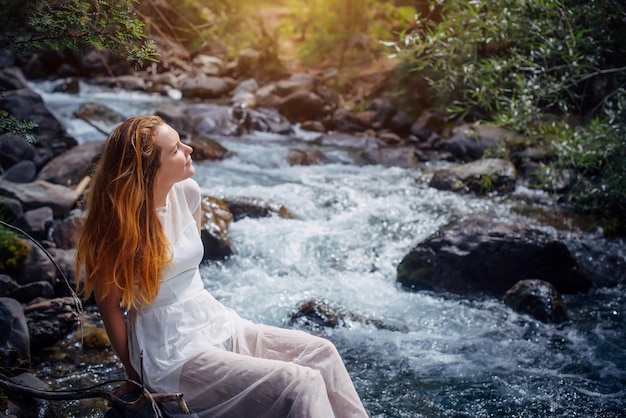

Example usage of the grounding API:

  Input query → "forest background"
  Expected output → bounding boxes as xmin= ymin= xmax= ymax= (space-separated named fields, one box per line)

xmin=0 ymin=0 xmax=625 ymax=239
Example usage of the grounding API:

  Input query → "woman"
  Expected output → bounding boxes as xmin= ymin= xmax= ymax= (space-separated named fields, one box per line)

xmin=74 ymin=115 xmax=369 ymax=417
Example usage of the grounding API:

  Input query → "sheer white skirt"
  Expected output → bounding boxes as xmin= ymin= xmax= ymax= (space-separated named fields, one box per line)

xmin=161 ymin=322 xmax=369 ymax=418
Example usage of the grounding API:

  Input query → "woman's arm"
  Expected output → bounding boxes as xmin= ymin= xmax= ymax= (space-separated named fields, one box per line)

xmin=96 ymin=285 xmax=140 ymax=392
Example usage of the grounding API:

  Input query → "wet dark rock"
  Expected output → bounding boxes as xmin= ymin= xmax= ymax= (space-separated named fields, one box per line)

xmin=37 ymin=139 xmax=105 ymax=187
xmin=52 ymin=209 xmax=84 ymax=250
xmin=47 ymin=248 xmax=78 ymax=298
xmin=24 ymin=297 xmax=80 ymax=349
xmin=429 ymin=158 xmax=517 ymax=195
xmin=200 ymin=196 xmax=235 ymax=261
xmin=361 ymin=145 xmax=420 ymax=168
xmin=0 ymin=275 xmax=19 ymax=297
xmin=222 ymin=196 xmax=297 ymax=221
xmin=0 ymin=134 xmax=35 ymax=169
xmin=14 ymin=206 xmax=54 ymax=242
xmin=0 ymin=66 xmax=29 ymax=90
xmin=503 ymin=279 xmax=568 ymax=323
xmin=3 ymin=372 xmax=58 ymax=418
xmin=368 ymin=98 xmax=397 ymax=129
xmin=3 ymin=160 xmax=37 ymax=183
xmin=277 ymin=91 xmax=326 ymax=122
xmin=74 ymin=102 xmax=122 ymax=125
xmin=290 ymin=299 xmax=408 ymax=332
xmin=9 ymin=281 xmax=55 ymax=304
xmin=0 ymin=297 xmax=30 ymax=369
xmin=389 ymin=111 xmax=413 ymax=137
xmin=0 ymin=88 xmax=76 ymax=156
xmin=0 ymin=197 xmax=23 ymax=222
xmin=287 ymin=149 xmax=325 ymax=166
xmin=397 ymin=215 xmax=592 ymax=296
xmin=441 ymin=124 xmax=518 ymax=162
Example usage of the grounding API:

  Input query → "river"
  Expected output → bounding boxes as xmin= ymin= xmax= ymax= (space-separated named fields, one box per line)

xmin=29 ymin=80 xmax=626 ymax=418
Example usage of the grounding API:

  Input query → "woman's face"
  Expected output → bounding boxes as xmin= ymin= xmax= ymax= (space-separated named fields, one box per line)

xmin=154 ymin=123 xmax=195 ymax=188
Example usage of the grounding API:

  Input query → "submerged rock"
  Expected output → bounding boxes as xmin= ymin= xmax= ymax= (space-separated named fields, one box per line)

xmin=503 ymin=279 xmax=568 ymax=323
xmin=290 ymin=299 xmax=408 ymax=332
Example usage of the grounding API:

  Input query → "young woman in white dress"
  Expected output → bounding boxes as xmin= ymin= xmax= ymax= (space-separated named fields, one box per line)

xmin=74 ymin=115 xmax=369 ymax=417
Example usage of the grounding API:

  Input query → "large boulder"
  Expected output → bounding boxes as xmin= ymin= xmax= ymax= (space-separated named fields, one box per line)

xmin=0 ymin=180 xmax=77 ymax=217
xmin=37 ymin=140 xmax=105 ymax=187
xmin=396 ymin=215 xmax=592 ymax=296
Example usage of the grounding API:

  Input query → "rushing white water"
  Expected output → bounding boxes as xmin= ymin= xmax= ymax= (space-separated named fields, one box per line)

xmin=32 ymin=81 xmax=626 ymax=417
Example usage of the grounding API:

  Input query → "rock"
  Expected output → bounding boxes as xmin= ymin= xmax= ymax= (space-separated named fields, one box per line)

xmin=0 ymin=196 xmax=23 ymax=222
xmin=179 ymin=75 xmax=232 ymax=99
xmin=299 ymin=120 xmax=326 ymax=133
xmin=37 ymin=140 xmax=105 ymax=187
xmin=16 ymin=244 xmax=55 ymax=286
xmin=329 ymin=108 xmax=367 ymax=133
xmin=503 ymin=279 xmax=568 ymax=323
xmin=287 ymin=149 xmax=325 ymax=166
xmin=0 ymin=134 xmax=35 ymax=169
xmin=222 ymin=196 xmax=297 ymax=221
xmin=74 ymin=102 xmax=122 ymax=125
xmin=3 ymin=372 xmax=58 ymax=418
xmin=52 ymin=209 xmax=85 ymax=250
xmin=3 ymin=160 xmax=37 ymax=183
xmin=429 ymin=158 xmax=517 ymax=195
xmin=188 ymin=136 xmax=232 ymax=162
xmin=361 ymin=146 xmax=420 ymax=168
xmin=441 ymin=124 xmax=518 ymax=162
xmin=367 ymin=98 xmax=397 ymax=129
xmin=277 ymin=91 xmax=326 ymax=123
xmin=0 ymin=180 xmax=77 ymax=217
xmin=396 ymin=215 xmax=592 ymax=296
xmin=290 ymin=299 xmax=408 ymax=332
xmin=0 ymin=275 xmax=19 ymax=297
xmin=9 ymin=281 xmax=55 ymax=304
xmin=0 ymin=88 xmax=76 ymax=156
xmin=14 ymin=206 xmax=54 ymax=242
xmin=200 ymin=196 xmax=235 ymax=261
xmin=275 ymin=73 xmax=316 ymax=97
xmin=24 ymin=297 xmax=80 ymax=349
xmin=389 ymin=111 xmax=413 ymax=137
xmin=0 ymin=297 xmax=30 ymax=370
xmin=192 ymin=55 xmax=224 ymax=76
xmin=0 ymin=67 xmax=29 ymax=90
xmin=47 ymin=248 xmax=78 ymax=298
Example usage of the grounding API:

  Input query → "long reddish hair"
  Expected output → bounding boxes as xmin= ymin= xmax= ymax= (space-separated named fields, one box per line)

xmin=74 ymin=115 xmax=172 ymax=309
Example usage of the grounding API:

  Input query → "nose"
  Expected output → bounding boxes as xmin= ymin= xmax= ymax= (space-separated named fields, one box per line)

xmin=183 ymin=142 xmax=193 ymax=154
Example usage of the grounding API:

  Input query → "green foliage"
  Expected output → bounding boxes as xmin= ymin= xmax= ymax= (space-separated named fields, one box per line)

xmin=0 ymin=111 xmax=38 ymax=143
xmin=392 ymin=0 xmax=626 ymax=127
xmin=391 ymin=0 xmax=626 ymax=236
xmin=0 ymin=225 xmax=29 ymax=275
xmin=284 ymin=0 xmax=414 ymax=68
xmin=554 ymin=90 xmax=626 ymax=237
xmin=0 ymin=0 xmax=158 ymax=68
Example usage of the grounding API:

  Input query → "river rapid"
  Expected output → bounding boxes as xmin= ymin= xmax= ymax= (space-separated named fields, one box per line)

xmin=31 ymin=81 xmax=626 ymax=418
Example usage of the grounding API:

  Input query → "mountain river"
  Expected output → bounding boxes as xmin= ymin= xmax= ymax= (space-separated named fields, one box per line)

xmin=27 ymin=81 xmax=626 ymax=418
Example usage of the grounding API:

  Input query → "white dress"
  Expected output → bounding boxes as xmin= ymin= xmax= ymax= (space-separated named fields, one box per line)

xmin=126 ymin=178 xmax=369 ymax=418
